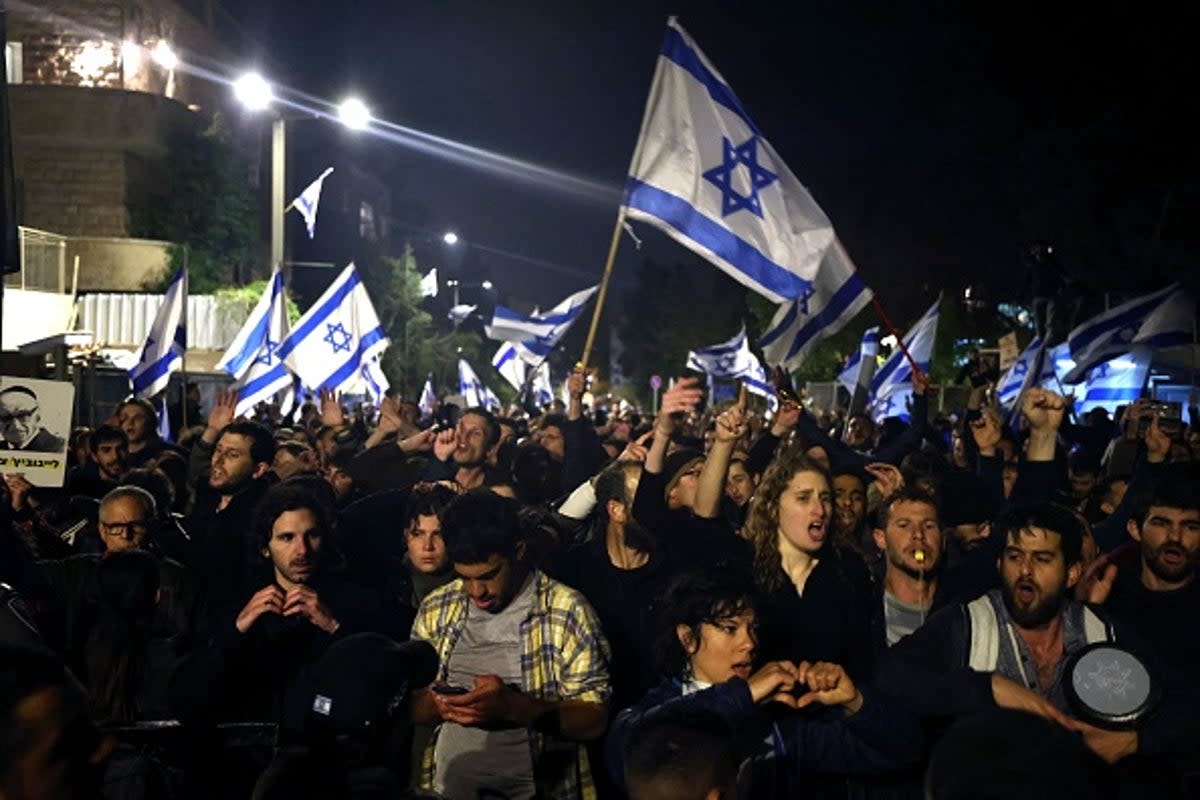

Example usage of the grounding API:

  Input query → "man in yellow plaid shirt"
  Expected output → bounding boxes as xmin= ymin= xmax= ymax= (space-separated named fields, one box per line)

xmin=410 ymin=490 xmax=612 ymax=799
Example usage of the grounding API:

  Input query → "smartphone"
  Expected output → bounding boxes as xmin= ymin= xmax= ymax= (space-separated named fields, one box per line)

xmin=1138 ymin=401 xmax=1184 ymax=439
xmin=431 ymin=684 xmax=470 ymax=696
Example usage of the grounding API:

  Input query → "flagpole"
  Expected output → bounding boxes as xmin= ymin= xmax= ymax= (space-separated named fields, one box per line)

xmin=870 ymin=296 xmax=923 ymax=376
xmin=580 ymin=24 xmax=669 ymax=370
xmin=180 ymin=245 xmax=190 ymax=432
xmin=579 ymin=210 xmax=625 ymax=368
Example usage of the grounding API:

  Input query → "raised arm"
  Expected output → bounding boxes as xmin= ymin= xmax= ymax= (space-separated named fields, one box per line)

xmin=693 ymin=388 xmax=747 ymax=519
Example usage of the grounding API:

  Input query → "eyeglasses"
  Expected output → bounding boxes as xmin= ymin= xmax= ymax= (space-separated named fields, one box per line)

xmin=99 ymin=520 xmax=149 ymax=537
xmin=0 ymin=408 xmax=37 ymax=424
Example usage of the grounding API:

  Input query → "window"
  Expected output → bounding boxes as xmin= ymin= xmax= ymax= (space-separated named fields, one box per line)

xmin=359 ymin=201 xmax=377 ymax=241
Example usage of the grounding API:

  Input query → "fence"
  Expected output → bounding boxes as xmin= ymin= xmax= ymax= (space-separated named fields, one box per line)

xmin=3 ymin=226 xmax=68 ymax=292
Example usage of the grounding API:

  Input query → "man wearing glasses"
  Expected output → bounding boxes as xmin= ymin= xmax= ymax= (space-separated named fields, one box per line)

xmin=0 ymin=386 xmax=65 ymax=452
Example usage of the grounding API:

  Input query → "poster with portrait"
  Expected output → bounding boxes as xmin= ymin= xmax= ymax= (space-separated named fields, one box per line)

xmin=0 ymin=376 xmax=75 ymax=487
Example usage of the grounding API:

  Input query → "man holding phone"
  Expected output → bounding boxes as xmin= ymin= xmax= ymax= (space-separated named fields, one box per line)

xmin=410 ymin=490 xmax=611 ymax=800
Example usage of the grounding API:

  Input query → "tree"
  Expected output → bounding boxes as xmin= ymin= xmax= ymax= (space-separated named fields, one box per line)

xmin=129 ymin=115 xmax=259 ymax=293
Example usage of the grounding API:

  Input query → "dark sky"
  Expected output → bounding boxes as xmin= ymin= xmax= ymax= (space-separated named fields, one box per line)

xmin=225 ymin=1 xmax=1200 ymax=323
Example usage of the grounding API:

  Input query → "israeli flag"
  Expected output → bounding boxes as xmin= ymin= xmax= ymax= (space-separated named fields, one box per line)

xmin=686 ymin=327 xmax=758 ymax=378
xmin=623 ymin=18 xmax=843 ymax=304
xmin=742 ymin=354 xmax=778 ymax=413
xmin=292 ymin=167 xmax=333 ymax=240
xmin=1077 ymin=347 xmax=1151 ymax=415
xmin=759 ymin=238 xmax=874 ymax=369
xmin=836 ymin=327 xmax=880 ymax=395
xmin=1063 ymin=284 xmax=1189 ymax=384
xmin=531 ymin=361 xmax=554 ymax=407
xmin=359 ymin=353 xmax=389 ymax=405
xmin=485 ymin=285 xmax=598 ymax=364
xmin=458 ymin=358 xmax=500 ymax=410
xmin=216 ymin=268 xmax=295 ymax=417
xmin=129 ymin=267 xmax=187 ymax=399
xmin=492 ymin=342 xmax=527 ymax=392
xmin=418 ymin=375 xmax=437 ymax=417
xmin=867 ymin=298 xmax=940 ymax=422
xmin=420 ymin=268 xmax=439 ymax=298
xmin=276 ymin=264 xmax=389 ymax=395
xmin=996 ymin=336 xmax=1057 ymax=412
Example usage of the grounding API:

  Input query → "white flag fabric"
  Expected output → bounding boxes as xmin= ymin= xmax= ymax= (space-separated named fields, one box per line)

xmin=996 ymin=336 xmax=1056 ymax=413
xmin=1077 ymin=347 xmax=1152 ymax=415
xmin=359 ymin=353 xmax=390 ymax=405
xmin=836 ymin=327 xmax=880 ymax=395
xmin=1063 ymin=284 xmax=1190 ymax=384
xmin=485 ymin=286 xmax=598 ymax=364
xmin=492 ymin=342 xmax=527 ymax=392
xmin=867 ymin=298 xmax=940 ymax=422
xmin=458 ymin=359 xmax=500 ymax=411
xmin=532 ymin=361 xmax=555 ymax=408
xmin=623 ymin=18 xmax=841 ymax=303
xmin=276 ymin=264 xmax=389 ymax=395
xmin=216 ymin=268 xmax=296 ymax=417
xmin=686 ymin=327 xmax=757 ymax=378
xmin=759 ymin=238 xmax=874 ymax=369
xmin=419 ymin=376 xmax=437 ymax=417
xmin=129 ymin=267 xmax=187 ymax=399
xmin=448 ymin=304 xmax=477 ymax=323
xmin=420 ymin=268 xmax=439 ymax=299
xmin=292 ymin=167 xmax=333 ymax=240
xmin=741 ymin=354 xmax=778 ymax=413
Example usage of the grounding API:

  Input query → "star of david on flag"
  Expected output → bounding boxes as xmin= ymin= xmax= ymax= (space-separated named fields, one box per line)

xmin=276 ymin=263 xmax=389 ymax=395
xmin=216 ymin=267 xmax=296 ymax=417
xmin=458 ymin=358 xmax=500 ymax=411
xmin=686 ymin=327 xmax=757 ymax=378
xmin=622 ymin=18 xmax=844 ymax=304
xmin=1062 ymin=283 xmax=1192 ymax=384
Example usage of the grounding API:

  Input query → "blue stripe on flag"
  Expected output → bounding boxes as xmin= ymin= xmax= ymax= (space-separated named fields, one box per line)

xmin=759 ymin=302 xmax=798 ymax=349
xmin=221 ymin=311 xmax=272 ymax=377
xmin=1069 ymin=292 xmax=1166 ymax=353
xmin=275 ymin=271 xmax=362 ymax=362
xmin=625 ymin=178 xmax=811 ymax=300
xmin=131 ymin=352 xmax=181 ymax=396
xmin=660 ymin=25 xmax=762 ymax=138
xmin=313 ymin=327 xmax=388 ymax=393
xmin=237 ymin=363 xmax=293 ymax=401
xmin=1084 ymin=388 xmax=1143 ymax=402
xmin=785 ymin=274 xmax=870 ymax=360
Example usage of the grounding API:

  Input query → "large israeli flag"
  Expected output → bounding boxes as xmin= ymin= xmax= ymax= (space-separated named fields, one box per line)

xmin=492 ymin=342 xmax=527 ymax=392
xmin=276 ymin=264 xmax=389 ymax=395
xmin=996 ymin=336 xmax=1058 ymax=412
xmin=867 ymin=298 xmax=940 ymax=422
xmin=1063 ymin=284 xmax=1190 ymax=384
xmin=216 ymin=268 xmax=295 ymax=416
xmin=458 ymin=359 xmax=500 ymax=410
xmin=129 ymin=267 xmax=187 ymax=399
xmin=623 ymin=18 xmax=842 ymax=304
xmin=292 ymin=167 xmax=333 ymax=240
xmin=1077 ymin=347 xmax=1152 ymax=415
xmin=485 ymin=285 xmax=597 ymax=364
xmin=836 ymin=327 xmax=880 ymax=395
xmin=686 ymin=327 xmax=757 ymax=378
xmin=759 ymin=238 xmax=874 ymax=369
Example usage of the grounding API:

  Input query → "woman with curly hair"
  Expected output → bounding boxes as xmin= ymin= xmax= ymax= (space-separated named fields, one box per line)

xmin=742 ymin=446 xmax=875 ymax=679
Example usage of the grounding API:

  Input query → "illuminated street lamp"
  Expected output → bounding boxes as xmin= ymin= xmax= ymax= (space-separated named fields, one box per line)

xmin=233 ymin=72 xmax=274 ymax=112
xmin=150 ymin=40 xmax=177 ymax=70
xmin=337 ymin=97 xmax=371 ymax=131
xmin=443 ymin=231 xmax=459 ymax=246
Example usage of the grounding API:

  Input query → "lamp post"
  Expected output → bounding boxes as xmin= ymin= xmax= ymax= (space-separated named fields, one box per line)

xmin=234 ymin=72 xmax=371 ymax=273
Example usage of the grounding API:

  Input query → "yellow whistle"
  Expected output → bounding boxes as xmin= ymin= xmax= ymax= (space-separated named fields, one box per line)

xmin=914 ymin=549 xmax=926 ymax=564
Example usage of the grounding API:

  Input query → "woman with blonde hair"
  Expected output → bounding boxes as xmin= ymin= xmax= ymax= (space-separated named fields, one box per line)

xmin=742 ymin=445 xmax=874 ymax=679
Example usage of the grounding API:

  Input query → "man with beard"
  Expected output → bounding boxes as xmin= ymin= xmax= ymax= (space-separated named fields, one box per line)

xmin=187 ymin=392 xmax=276 ymax=618
xmin=64 ymin=424 xmax=127 ymax=501
xmin=1080 ymin=471 xmax=1200 ymax=676
xmin=870 ymin=487 xmax=945 ymax=659
xmin=422 ymin=407 xmax=505 ymax=490
xmin=877 ymin=502 xmax=1197 ymax=766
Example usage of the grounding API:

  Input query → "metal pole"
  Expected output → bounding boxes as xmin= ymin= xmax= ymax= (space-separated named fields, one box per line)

xmin=271 ymin=118 xmax=286 ymax=270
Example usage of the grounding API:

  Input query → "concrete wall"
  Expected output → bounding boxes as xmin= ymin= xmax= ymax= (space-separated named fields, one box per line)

xmin=68 ymin=236 xmax=173 ymax=291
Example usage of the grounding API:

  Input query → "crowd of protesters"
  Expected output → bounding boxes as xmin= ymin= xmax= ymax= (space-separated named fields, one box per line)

xmin=2 ymin=367 xmax=1199 ymax=800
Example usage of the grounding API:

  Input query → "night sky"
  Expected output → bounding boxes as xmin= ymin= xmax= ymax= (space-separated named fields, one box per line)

xmin=226 ymin=1 xmax=1200 ymax=324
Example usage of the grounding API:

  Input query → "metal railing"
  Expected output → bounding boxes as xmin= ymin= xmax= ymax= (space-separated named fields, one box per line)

xmin=4 ymin=226 xmax=68 ymax=292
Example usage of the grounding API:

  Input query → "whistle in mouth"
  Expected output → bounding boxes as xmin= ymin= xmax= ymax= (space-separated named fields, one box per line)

xmin=914 ymin=549 xmax=926 ymax=564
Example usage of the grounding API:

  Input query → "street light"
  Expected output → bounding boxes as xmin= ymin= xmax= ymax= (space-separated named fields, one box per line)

xmin=234 ymin=72 xmax=274 ymax=111
xmin=150 ymin=40 xmax=177 ymax=70
xmin=337 ymin=97 xmax=371 ymax=131
xmin=443 ymin=231 xmax=459 ymax=246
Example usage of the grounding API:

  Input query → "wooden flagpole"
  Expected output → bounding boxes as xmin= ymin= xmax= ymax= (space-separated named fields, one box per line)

xmin=870 ymin=296 xmax=923 ymax=376
xmin=579 ymin=210 xmax=625 ymax=369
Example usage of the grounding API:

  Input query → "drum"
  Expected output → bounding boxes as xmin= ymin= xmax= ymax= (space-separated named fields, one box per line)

xmin=1063 ymin=643 xmax=1157 ymax=729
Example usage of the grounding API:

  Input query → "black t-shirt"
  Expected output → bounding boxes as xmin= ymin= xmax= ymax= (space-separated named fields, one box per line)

xmin=1105 ymin=569 xmax=1200 ymax=677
